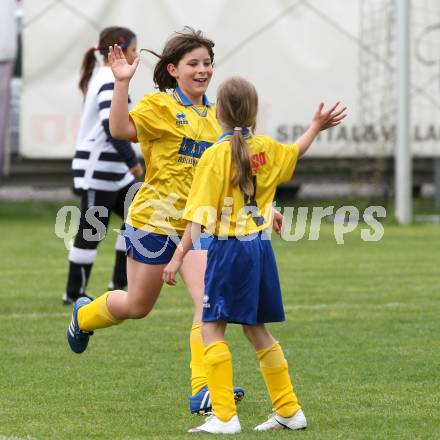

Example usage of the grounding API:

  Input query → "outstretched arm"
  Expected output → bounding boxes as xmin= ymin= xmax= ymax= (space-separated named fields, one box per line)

xmin=296 ymin=102 xmax=347 ymax=157
xmin=108 ymin=44 xmax=139 ymax=140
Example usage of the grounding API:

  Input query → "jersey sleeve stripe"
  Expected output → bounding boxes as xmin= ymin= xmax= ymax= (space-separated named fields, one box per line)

xmin=97 ymin=90 xmax=114 ymax=103
xmin=98 ymin=152 xmax=128 ymax=162
xmin=73 ymin=169 xmax=85 ymax=178
xmin=74 ymin=150 xmax=90 ymax=160
xmin=98 ymin=100 xmax=112 ymax=111
xmin=97 ymin=82 xmax=114 ymax=93
xmin=92 ymin=170 xmax=127 ymax=181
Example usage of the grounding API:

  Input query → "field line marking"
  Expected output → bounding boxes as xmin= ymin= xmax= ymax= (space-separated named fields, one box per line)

xmin=0 ymin=312 xmax=71 ymax=319
xmin=284 ymin=302 xmax=417 ymax=311
xmin=0 ymin=307 xmax=193 ymax=319
xmin=0 ymin=302 xmax=426 ymax=319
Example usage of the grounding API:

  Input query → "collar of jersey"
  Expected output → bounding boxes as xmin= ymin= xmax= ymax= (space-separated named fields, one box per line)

xmin=173 ymin=86 xmax=211 ymax=107
xmin=216 ymin=128 xmax=252 ymax=143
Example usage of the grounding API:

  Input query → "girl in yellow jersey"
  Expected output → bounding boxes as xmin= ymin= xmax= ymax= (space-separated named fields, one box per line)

xmin=163 ymin=77 xmax=346 ymax=434
xmin=66 ymin=28 xmax=245 ymax=415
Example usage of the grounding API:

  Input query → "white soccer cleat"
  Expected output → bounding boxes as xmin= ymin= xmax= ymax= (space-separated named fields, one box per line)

xmin=188 ymin=414 xmax=241 ymax=434
xmin=254 ymin=409 xmax=307 ymax=431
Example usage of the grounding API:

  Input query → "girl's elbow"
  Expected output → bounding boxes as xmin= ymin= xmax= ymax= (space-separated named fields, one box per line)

xmin=109 ymin=123 xmax=117 ymax=138
xmin=109 ymin=125 xmax=127 ymax=140
xmin=112 ymin=132 xmax=127 ymax=140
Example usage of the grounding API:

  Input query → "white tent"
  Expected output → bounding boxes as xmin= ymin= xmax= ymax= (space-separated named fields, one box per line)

xmin=21 ymin=0 xmax=440 ymax=159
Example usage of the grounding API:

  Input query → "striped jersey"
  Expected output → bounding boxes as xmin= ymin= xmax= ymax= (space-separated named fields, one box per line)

xmin=72 ymin=66 xmax=139 ymax=191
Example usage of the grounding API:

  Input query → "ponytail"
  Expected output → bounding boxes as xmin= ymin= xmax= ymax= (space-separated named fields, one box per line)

xmin=230 ymin=130 xmax=254 ymax=196
xmin=78 ymin=48 xmax=96 ymax=96
xmin=79 ymin=26 xmax=137 ymax=96
xmin=217 ymin=76 xmax=259 ymax=197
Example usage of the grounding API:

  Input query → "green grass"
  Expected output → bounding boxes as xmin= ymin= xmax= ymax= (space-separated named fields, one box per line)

xmin=0 ymin=201 xmax=439 ymax=439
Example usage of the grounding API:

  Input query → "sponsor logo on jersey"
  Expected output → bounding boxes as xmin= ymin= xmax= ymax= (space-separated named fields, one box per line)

xmin=176 ymin=112 xmax=189 ymax=125
xmin=178 ymin=137 xmax=213 ymax=159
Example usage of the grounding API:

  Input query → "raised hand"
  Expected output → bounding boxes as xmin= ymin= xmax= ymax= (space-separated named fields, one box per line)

xmin=312 ymin=102 xmax=347 ymax=131
xmin=108 ymin=44 xmax=139 ymax=82
xmin=295 ymin=102 xmax=347 ymax=156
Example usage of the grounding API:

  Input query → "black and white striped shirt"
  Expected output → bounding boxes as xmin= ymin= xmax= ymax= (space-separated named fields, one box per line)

xmin=72 ymin=66 xmax=138 ymax=191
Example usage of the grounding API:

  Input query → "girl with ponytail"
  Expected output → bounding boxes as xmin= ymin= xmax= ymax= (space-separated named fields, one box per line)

xmin=78 ymin=27 xmax=137 ymax=95
xmin=64 ymin=26 xmax=142 ymax=309
xmin=163 ymin=76 xmax=346 ymax=434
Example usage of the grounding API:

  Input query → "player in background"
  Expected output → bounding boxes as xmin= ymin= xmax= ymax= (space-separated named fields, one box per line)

xmin=63 ymin=26 xmax=143 ymax=306
xmin=163 ymin=76 xmax=346 ymax=434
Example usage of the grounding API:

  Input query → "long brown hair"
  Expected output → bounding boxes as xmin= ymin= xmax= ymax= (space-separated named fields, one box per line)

xmin=142 ymin=26 xmax=215 ymax=92
xmin=79 ymin=26 xmax=136 ymax=96
xmin=217 ymin=77 xmax=258 ymax=196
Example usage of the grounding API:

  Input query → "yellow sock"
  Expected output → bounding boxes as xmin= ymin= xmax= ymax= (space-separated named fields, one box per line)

xmin=190 ymin=323 xmax=208 ymax=395
xmin=257 ymin=342 xmax=301 ymax=418
xmin=203 ymin=341 xmax=236 ymax=422
xmin=77 ymin=291 xmax=122 ymax=331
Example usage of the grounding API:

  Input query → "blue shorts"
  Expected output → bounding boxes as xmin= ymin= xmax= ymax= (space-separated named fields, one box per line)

xmin=124 ymin=224 xmax=212 ymax=265
xmin=203 ymin=233 xmax=285 ymax=325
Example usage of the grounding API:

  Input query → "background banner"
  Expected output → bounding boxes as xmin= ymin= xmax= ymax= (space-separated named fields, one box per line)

xmin=21 ymin=0 xmax=440 ymax=158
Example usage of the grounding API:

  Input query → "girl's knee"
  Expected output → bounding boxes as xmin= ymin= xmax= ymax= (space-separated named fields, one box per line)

xmin=242 ymin=325 xmax=253 ymax=341
xmin=242 ymin=324 xmax=274 ymax=350
xmin=202 ymin=321 xmax=226 ymax=346
xmin=125 ymin=301 xmax=153 ymax=319
xmin=242 ymin=324 xmax=262 ymax=340
xmin=128 ymin=309 xmax=149 ymax=319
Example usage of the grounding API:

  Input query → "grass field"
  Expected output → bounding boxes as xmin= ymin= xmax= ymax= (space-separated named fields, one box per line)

xmin=0 ymin=201 xmax=439 ymax=439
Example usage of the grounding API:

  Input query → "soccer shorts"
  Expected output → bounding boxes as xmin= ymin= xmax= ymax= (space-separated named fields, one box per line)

xmin=124 ymin=224 xmax=212 ymax=264
xmin=203 ymin=232 xmax=285 ymax=325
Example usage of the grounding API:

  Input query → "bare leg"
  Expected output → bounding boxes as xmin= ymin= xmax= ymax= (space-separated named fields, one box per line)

xmin=203 ymin=321 xmax=227 ymax=346
xmin=179 ymin=250 xmax=207 ymax=323
xmin=106 ymin=255 xmax=165 ymax=320
xmin=242 ymin=323 xmax=276 ymax=351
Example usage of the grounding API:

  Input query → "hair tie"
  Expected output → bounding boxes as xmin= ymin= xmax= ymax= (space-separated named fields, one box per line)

xmin=233 ymin=127 xmax=242 ymax=132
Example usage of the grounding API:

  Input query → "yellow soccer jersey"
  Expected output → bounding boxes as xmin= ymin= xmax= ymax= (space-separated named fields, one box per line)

xmin=184 ymin=131 xmax=299 ymax=236
xmin=127 ymin=87 xmax=221 ymax=234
